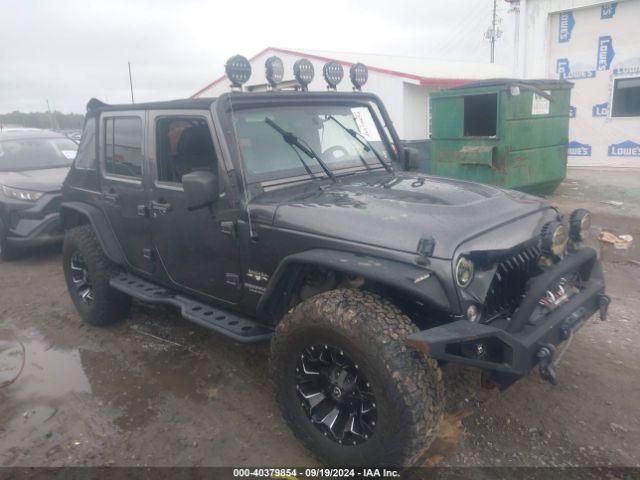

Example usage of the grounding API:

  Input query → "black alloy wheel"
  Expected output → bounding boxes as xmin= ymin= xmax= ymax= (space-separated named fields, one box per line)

xmin=296 ymin=344 xmax=377 ymax=445
xmin=69 ymin=251 xmax=94 ymax=304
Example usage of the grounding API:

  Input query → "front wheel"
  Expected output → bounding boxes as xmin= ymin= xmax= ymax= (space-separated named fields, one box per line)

xmin=0 ymin=228 xmax=20 ymax=261
xmin=270 ymin=289 xmax=444 ymax=467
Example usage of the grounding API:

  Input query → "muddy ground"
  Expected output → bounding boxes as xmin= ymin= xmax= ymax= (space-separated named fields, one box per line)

xmin=1 ymin=168 xmax=639 ymax=468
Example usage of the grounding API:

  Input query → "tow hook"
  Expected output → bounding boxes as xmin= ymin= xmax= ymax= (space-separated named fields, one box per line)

xmin=537 ymin=343 xmax=559 ymax=385
xmin=598 ymin=294 xmax=611 ymax=321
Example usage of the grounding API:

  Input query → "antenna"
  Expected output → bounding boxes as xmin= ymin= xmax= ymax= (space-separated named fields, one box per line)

xmin=128 ymin=61 xmax=135 ymax=103
xmin=46 ymin=100 xmax=59 ymax=130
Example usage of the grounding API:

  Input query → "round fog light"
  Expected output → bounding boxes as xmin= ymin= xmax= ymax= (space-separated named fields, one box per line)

xmin=466 ymin=304 xmax=480 ymax=323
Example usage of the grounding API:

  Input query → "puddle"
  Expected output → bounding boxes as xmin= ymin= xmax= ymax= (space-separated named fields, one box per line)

xmin=0 ymin=322 xmax=218 ymax=435
xmin=0 ymin=337 xmax=90 ymax=400
xmin=422 ymin=410 xmax=472 ymax=466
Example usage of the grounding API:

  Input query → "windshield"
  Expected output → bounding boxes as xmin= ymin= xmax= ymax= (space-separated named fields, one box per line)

xmin=0 ymin=137 xmax=77 ymax=171
xmin=232 ymin=105 xmax=392 ymax=183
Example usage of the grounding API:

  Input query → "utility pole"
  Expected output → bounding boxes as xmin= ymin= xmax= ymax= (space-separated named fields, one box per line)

xmin=128 ymin=61 xmax=135 ymax=104
xmin=491 ymin=0 xmax=497 ymax=63
xmin=485 ymin=0 xmax=503 ymax=63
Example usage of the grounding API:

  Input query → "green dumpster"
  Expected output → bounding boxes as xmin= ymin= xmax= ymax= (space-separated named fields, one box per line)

xmin=430 ymin=79 xmax=574 ymax=195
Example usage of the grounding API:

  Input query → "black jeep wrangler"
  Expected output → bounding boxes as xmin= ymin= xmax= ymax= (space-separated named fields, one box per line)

xmin=60 ymin=56 xmax=608 ymax=467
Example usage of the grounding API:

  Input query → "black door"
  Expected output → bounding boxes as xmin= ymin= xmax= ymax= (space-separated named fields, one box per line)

xmin=147 ymin=112 xmax=242 ymax=303
xmin=99 ymin=113 xmax=153 ymax=274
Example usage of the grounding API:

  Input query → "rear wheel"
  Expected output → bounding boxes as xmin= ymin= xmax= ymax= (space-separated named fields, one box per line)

xmin=271 ymin=289 xmax=444 ymax=467
xmin=63 ymin=225 xmax=131 ymax=326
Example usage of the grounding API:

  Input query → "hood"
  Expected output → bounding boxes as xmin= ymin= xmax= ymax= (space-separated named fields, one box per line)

xmin=252 ymin=173 xmax=554 ymax=259
xmin=0 ymin=167 xmax=69 ymax=193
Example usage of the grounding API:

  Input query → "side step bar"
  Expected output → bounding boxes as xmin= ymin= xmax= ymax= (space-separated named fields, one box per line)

xmin=109 ymin=273 xmax=273 ymax=343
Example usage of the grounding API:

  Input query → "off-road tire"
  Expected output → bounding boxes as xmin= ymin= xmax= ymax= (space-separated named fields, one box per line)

xmin=63 ymin=225 xmax=131 ymax=326
xmin=270 ymin=289 xmax=444 ymax=467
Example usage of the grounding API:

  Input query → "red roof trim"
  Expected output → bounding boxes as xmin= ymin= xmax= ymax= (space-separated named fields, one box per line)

xmin=191 ymin=47 xmax=473 ymax=97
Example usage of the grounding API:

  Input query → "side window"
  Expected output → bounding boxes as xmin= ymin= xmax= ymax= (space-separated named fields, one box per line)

xmin=104 ymin=117 xmax=143 ymax=178
xmin=156 ymin=117 xmax=217 ymax=183
xmin=75 ymin=117 xmax=96 ymax=169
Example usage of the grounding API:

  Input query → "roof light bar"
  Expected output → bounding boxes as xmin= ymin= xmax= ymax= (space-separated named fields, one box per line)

xmin=349 ymin=63 xmax=368 ymax=91
xmin=225 ymin=55 xmax=252 ymax=90
xmin=265 ymin=56 xmax=284 ymax=89
xmin=293 ymin=58 xmax=314 ymax=91
xmin=323 ymin=61 xmax=344 ymax=90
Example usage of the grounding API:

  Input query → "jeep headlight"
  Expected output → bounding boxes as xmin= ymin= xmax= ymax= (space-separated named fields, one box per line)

xmin=569 ymin=208 xmax=591 ymax=242
xmin=455 ymin=256 xmax=474 ymax=288
xmin=1 ymin=185 xmax=43 ymax=202
xmin=541 ymin=220 xmax=568 ymax=257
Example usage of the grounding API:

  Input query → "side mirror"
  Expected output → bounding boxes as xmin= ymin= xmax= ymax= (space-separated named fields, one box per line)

xmin=182 ymin=170 xmax=219 ymax=211
xmin=403 ymin=147 xmax=421 ymax=171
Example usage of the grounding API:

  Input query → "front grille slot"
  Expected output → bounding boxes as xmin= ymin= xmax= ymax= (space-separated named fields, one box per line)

xmin=485 ymin=244 xmax=541 ymax=318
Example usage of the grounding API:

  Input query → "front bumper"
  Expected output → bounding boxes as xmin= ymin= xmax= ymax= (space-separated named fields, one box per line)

xmin=1 ymin=193 xmax=63 ymax=248
xmin=407 ymin=247 xmax=607 ymax=385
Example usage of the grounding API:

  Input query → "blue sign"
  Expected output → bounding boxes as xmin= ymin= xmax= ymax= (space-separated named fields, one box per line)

xmin=568 ymin=141 xmax=592 ymax=157
xmin=569 ymin=106 xmax=576 ymax=118
xmin=613 ymin=58 xmax=640 ymax=76
xmin=597 ymin=36 xmax=615 ymax=71
xmin=608 ymin=140 xmax=640 ymax=157
xmin=558 ymin=11 xmax=575 ymax=42
xmin=592 ymin=102 xmax=608 ymax=117
xmin=556 ymin=58 xmax=595 ymax=80
xmin=601 ymin=2 xmax=617 ymax=19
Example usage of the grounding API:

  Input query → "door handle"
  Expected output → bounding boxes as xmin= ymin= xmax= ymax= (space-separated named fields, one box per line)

xmin=150 ymin=200 xmax=172 ymax=217
xmin=103 ymin=188 xmax=119 ymax=203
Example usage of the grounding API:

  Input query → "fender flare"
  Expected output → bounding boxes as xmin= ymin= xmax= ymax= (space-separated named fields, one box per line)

xmin=59 ymin=201 xmax=126 ymax=265
xmin=257 ymin=249 xmax=451 ymax=318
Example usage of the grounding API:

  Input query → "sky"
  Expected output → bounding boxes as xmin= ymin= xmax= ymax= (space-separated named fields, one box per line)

xmin=0 ymin=0 xmax=516 ymax=114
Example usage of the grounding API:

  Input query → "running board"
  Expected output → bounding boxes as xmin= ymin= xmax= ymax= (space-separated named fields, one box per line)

xmin=109 ymin=273 xmax=273 ymax=343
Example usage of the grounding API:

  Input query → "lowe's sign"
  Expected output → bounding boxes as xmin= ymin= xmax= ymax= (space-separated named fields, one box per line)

xmin=601 ymin=2 xmax=617 ymax=19
xmin=597 ymin=36 xmax=615 ymax=71
xmin=608 ymin=141 xmax=640 ymax=157
xmin=557 ymin=59 xmax=595 ymax=80
xmin=568 ymin=141 xmax=592 ymax=156
xmin=592 ymin=102 xmax=608 ymax=117
xmin=558 ymin=11 xmax=575 ymax=43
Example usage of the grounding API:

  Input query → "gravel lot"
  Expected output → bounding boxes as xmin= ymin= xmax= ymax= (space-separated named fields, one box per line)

xmin=1 ymin=168 xmax=639 ymax=468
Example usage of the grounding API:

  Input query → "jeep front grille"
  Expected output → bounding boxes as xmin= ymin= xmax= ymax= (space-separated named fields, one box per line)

xmin=485 ymin=244 xmax=541 ymax=318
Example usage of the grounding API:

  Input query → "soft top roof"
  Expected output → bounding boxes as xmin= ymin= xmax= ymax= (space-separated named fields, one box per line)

xmin=86 ymin=97 xmax=216 ymax=115
xmin=448 ymin=78 xmax=574 ymax=90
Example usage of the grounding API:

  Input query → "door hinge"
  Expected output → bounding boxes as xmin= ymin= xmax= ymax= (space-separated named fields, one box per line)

xmin=225 ymin=273 xmax=241 ymax=289
xmin=220 ymin=221 xmax=236 ymax=237
xmin=142 ymin=248 xmax=155 ymax=261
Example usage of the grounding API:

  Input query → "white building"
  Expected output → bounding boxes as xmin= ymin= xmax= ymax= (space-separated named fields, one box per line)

xmin=515 ymin=0 xmax=640 ymax=166
xmin=192 ymin=47 xmax=509 ymax=141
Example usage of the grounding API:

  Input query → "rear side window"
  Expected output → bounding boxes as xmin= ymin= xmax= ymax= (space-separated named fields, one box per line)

xmin=104 ymin=117 xmax=143 ymax=178
xmin=75 ymin=118 xmax=96 ymax=169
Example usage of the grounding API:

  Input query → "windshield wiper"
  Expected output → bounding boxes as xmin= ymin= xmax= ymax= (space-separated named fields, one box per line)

xmin=327 ymin=115 xmax=392 ymax=173
xmin=264 ymin=118 xmax=337 ymax=182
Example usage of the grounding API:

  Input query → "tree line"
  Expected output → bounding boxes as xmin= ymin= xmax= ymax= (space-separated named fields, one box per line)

xmin=0 ymin=111 xmax=85 ymax=130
